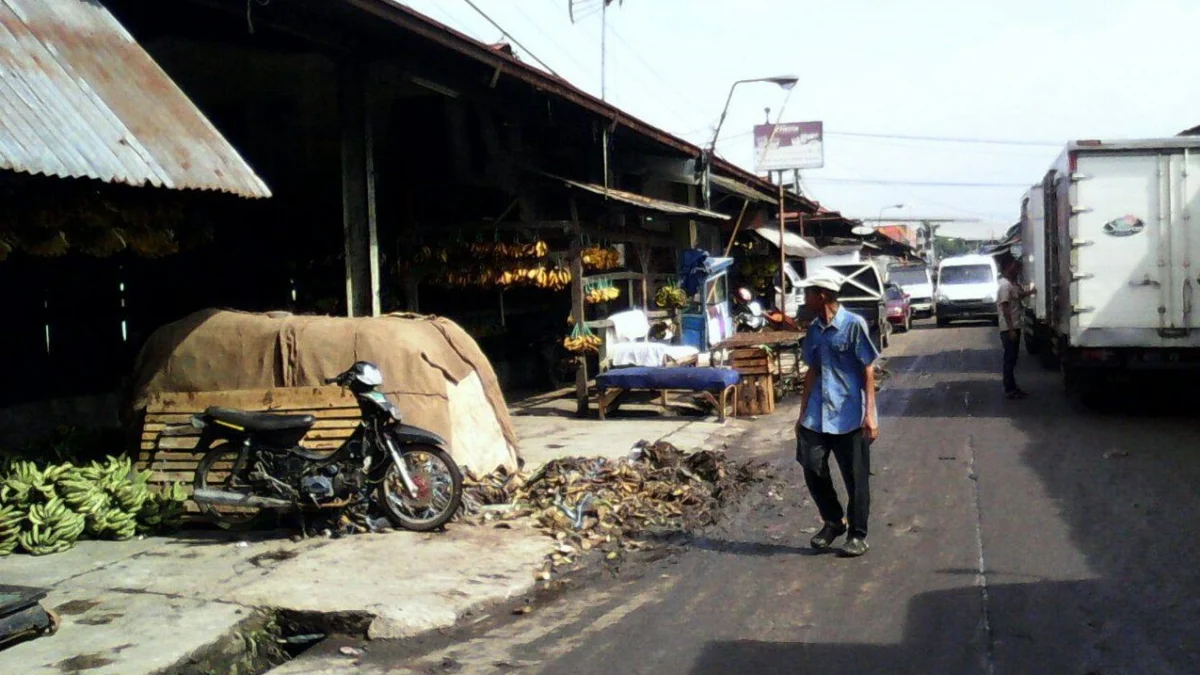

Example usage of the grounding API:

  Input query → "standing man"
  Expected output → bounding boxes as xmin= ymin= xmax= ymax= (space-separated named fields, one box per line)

xmin=795 ymin=270 xmax=880 ymax=557
xmin=997 ymin=259 xmax=1034 ymax=400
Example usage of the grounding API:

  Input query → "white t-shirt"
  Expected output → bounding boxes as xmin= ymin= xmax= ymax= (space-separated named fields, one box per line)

xmin=996 ymin=277 xmax=1022 ymax=332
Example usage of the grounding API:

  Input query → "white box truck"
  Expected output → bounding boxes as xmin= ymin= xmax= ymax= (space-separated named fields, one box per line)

xmin=1037 ymin=137 xmax=1200 ymax=393
xmin=1018 ymin=182 xmax=1055 ymax=367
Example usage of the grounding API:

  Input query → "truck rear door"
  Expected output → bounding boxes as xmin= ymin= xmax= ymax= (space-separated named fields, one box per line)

xmin=827 ymin=263 xmax=886 ymax=352
xmin=1073 ymin=148 xmax=1200 ymax=345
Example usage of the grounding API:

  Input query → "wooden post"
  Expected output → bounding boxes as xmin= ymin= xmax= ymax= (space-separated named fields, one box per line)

xmin=723 ymin=198 xmax=751 ymax=257
xmin=404 ymin=272 xmax=420 ymax=312
xmin=339 ymin=63 xmax=380 ymax=317
xmin=637 ymin=244 xmax=652 ymax=310
xmin=569 ymin=199 xmax=588 ymax=417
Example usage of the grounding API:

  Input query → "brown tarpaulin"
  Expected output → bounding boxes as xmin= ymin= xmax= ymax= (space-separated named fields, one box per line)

xmin=128 ymin=309 xmax=518 ymax=469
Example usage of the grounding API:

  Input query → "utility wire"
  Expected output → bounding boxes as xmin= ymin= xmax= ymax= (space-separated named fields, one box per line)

xmin=460 ymin=0 xmax=561 ymax=77
xmin=804 ymin=178 xmax=1030 ymax=188
xmin=712 ymin=127 xmax=1063 ymax=148
xmin=831 ymin=130 xmax=1061 ymax=147
xmin=509 ymin=2 xmax=597 ymax=78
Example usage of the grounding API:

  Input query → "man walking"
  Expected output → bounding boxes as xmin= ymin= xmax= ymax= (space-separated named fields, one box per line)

xmin=795 ymin=270 xmax=880 ymax=557
xmin=997 ymin=260 xmax=1034 ymax=399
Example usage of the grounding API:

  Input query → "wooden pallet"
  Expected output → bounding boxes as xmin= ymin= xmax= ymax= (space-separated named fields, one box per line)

xmin=136 ymin=387 xmax=357 ymax=505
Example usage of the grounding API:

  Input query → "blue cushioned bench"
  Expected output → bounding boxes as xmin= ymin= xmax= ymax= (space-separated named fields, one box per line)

xmin=594 ymin=367 xmax=741 ymax=422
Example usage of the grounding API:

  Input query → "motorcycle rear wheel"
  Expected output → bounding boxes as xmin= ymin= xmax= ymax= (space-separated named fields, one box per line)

xmin=377 ymin=445 xmax=463 ymax=532
xmin=194 ymin=444 xmax=268 ymax=530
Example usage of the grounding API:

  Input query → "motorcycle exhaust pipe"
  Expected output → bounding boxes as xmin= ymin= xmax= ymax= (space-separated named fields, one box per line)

xmin=191 ymin=488 xmax=291 ymax=510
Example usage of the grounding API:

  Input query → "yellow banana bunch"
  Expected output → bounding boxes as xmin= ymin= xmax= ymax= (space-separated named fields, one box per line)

xmin=655 ymin=285 xmax=689 ymax=309
xmin=562 ymin=334 xmax=602 ymax=353
xmin=581 ymin=247 xmax=620 ymax=271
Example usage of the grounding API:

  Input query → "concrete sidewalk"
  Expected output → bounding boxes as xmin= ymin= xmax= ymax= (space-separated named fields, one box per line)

xmin=1 ymin=396 xmax=757 ymax=675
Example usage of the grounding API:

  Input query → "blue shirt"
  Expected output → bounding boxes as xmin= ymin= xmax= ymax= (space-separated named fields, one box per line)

xmin=800 ymin=306 xmax=880 ymax=435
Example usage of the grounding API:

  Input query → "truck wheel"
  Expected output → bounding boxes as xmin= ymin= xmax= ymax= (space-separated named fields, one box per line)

xmin=1024 ymin=332 xmax=1040 ymax=355
xmin=1039 ymin=342 xmax=1060 ymax=370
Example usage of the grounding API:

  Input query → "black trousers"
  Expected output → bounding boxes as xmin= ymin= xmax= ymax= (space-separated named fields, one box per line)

xmin=1000 ymin=330 xmax=1020 ymax=394
xmin=797 ymin=427 xmax=871 ymax=538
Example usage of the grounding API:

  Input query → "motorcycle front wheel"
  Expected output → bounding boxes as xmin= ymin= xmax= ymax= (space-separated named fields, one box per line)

xmin=377 ymin=445 xmax=463 ymax=532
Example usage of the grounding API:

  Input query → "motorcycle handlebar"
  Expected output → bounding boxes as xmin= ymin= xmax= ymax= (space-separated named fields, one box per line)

xmin=323 ymin=376 xmax=340 ymax=386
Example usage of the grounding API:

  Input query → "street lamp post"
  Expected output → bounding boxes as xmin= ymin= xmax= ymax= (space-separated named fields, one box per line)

xmin=702 ymin=75 xmax=798 ymax=209
xmin=876 ymin=203 xmax=904 ymax=228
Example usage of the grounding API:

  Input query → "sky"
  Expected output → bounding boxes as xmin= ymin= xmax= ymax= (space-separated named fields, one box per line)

xmin=399 ymin=0 xmax=1200 ymax=239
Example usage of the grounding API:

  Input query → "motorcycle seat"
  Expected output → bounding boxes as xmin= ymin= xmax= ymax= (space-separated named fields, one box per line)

xmin=204 ymin=407 xmax=316 ymax=433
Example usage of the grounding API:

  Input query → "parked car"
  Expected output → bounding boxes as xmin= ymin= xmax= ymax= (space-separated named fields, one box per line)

xmin=884 ymin=282 xmax=913 ymax=333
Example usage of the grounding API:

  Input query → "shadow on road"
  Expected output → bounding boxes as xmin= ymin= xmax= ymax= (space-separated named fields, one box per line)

xmin=689 ymin=577 xmax=1195 ymax=674
xmin=689 ymin=535 xmax=824 ymax=558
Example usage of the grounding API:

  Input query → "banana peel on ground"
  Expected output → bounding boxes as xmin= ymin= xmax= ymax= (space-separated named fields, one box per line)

xmin=458 ymin=442 xmax=774 ymax=581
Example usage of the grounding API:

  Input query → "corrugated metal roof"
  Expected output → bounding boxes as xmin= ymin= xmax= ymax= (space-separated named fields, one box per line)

xmin=562 ymin=178 xmax=730 ymax=221
xmin=710 ymin=174 xmax=774 ymax=204
xmin=0 ymin=0 xmax=271 ymax=198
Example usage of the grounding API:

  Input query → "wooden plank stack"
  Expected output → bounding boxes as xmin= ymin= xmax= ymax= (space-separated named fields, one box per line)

xmin=135 ymin=387 xmax=356 ymax=505
xmin=730 ymin=347 xmax=775 ymax=416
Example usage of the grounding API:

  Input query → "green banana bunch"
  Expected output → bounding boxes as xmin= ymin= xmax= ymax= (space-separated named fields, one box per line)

xmin=137 ymin=482 xmax=188 ymax=534
xmin=0 ymin=503 xmax=22 ymax=556
xmin=0 ymin=460 xmax=59 ymax=507
xmin=17 ymin=497 xmax=86 ymax=555
xmin=0 ymin=454 xmax=162 ymax=554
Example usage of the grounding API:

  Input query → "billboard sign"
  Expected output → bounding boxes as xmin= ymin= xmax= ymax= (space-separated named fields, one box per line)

xmin=753 ymin=121 xmax=824 ymax=171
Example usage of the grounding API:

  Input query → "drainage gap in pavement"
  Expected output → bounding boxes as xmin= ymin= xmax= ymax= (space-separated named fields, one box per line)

xmin=154 ymin=608 xmax=376 ymax=675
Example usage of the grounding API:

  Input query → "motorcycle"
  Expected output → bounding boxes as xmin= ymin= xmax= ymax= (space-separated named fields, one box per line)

xmin=189 ymin=361 xmax=463 ymax=532
xmin=734 ymin=287 xmax=767 ymax=332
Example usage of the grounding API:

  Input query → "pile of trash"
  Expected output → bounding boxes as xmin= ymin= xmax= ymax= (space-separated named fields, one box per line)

xmin=461 ymin=441 xmax=773 ymax=577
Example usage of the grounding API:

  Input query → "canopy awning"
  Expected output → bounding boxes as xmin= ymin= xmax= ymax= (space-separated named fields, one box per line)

xmin=752 ymin=227 xmax=823 ymax=258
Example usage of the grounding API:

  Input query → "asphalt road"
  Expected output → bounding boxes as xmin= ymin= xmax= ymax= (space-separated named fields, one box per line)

xmin=340 ymin=321 xmax=1200 ymax=674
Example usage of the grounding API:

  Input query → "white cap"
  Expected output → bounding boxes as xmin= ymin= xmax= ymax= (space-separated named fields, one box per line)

xmin=800 ymin=270 xmax=841 ymax=293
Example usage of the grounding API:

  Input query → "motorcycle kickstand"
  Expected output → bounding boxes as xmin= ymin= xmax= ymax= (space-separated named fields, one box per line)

xmin=295 ymin=511 xmax=309 ymax=540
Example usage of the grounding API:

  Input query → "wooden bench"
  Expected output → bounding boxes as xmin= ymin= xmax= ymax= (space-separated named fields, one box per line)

xmin=594 ymin=367 xmax=740 ymax=422
xmin=135 ymin=387 xmax=358 ymax=510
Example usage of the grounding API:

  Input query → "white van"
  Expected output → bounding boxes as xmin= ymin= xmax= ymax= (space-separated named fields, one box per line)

xmin=935 ymin=254 xmax=1000 ymax=327
xmin=887 ymin=263 xmax=935 ymax=319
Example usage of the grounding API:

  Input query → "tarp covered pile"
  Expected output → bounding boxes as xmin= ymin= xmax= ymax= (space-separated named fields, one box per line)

xmin=127 ymin=309 xmax=520 ymax=474
xmin=462 ymin=441 xmax=773 ymax=577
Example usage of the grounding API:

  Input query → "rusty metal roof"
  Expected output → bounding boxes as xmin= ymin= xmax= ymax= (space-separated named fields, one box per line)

xmin=562 ymin=178 xmax=730 ymax=221
xmin=0 ymin=0 xmax=271 ymax=197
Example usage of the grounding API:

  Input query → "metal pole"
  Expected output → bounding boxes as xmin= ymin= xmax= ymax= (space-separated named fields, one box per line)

xmin=600 ymin=0 xmax=607 ymax=101
xmin=778 ymin=178 xmax=786 ymax=307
